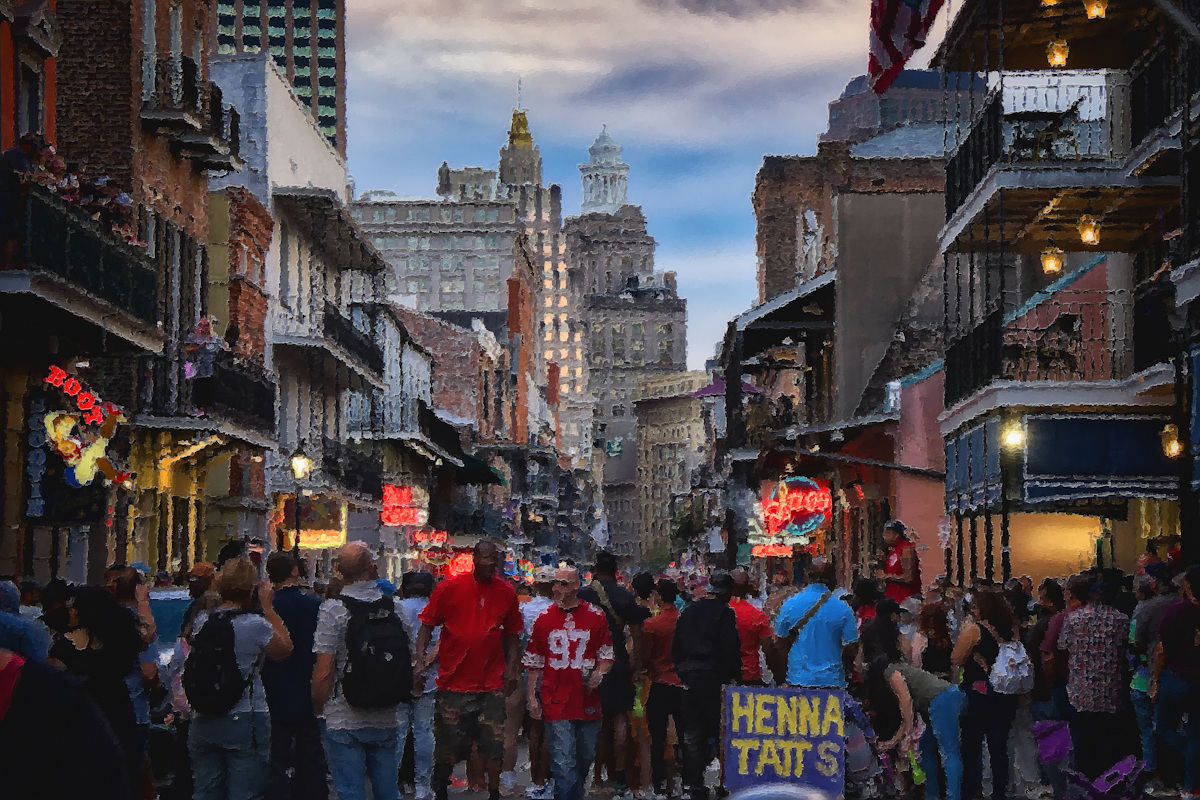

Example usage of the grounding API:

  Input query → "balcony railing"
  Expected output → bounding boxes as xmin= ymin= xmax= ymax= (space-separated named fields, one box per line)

xmin=323 ymin=302 xmax=384 ymax=374
xmin=141 ymin=56 xmax=202 ymax=127
xmin=945 ymin=287 xmax=1129 ymax=407
xmin=946 ymin=75 xmax=1129 ymax=214
xmin=142 ymin=56 xmax=241 ymax=170
xmin=12 ymin=182 xmax=158 ymax=324
xmin=138 ymin=351 xmax=276 ymax=436
xmin=321 ymin=435 xmax=384 ymax=500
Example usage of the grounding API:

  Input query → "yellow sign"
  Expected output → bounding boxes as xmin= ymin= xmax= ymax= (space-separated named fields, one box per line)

xmin=722 ymin=687 xmax=846 ymax=794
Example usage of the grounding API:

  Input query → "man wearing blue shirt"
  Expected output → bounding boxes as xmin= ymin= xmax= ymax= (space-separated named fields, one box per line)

xmin=774 ymin=561 xmax=859 ymax=688
xmin=263 ymin=552 xmax=328 ymax=800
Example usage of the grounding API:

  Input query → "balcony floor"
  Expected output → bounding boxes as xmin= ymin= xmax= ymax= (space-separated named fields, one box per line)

xmin=940 ymin=165 xmax=1181 ymax=255
xmin=939 ymin=361 xmax=1174 ymax=436
xmin=272 ymin=332 xmax=385 ymax=388
xmin=0 ymin=270 xmax=165 ymax=352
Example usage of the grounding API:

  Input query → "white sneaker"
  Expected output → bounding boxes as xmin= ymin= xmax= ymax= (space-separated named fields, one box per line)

xmin=415 ymin=788 xmax=433 ymax=800
xmin=500 ymin=772 xmax=518 ymax=796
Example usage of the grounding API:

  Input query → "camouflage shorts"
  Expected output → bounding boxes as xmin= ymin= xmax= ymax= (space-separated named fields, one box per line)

xmin=434 ymin=691 xmax=506 ymax=764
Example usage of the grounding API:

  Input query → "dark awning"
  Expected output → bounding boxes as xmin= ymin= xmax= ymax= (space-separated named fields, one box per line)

xmin=946 ymin=412 xmax=1178 ymax=513
xmin=456 ymin=453 xmax=504 ymax=486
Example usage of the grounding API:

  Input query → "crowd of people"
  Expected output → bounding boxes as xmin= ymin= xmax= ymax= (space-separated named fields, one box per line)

xmin=1 ymin=132 xmax=143 ymax=269
xmin=0 ymin=522 xmax=1198 ymax=800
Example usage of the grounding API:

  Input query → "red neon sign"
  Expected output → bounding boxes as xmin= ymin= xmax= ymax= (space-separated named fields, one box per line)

xmin=448 ymin=552 xmax=474 ymax=576
xmin=412 ymin=529 xmax=448 ymax=546
xmin=382 ymin=484 xmax=425 ymax=527
xmin=752 ymin=544 xmax=794 ymax=557
xmin=44 ymin=366 xmax=121 ymax=426
xmin=762 ymin=479 xmax=832 ymax=536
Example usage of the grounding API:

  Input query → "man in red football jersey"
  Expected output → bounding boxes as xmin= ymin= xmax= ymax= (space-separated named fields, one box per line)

xmin=525 ymin=566 xmax=615 ymax=800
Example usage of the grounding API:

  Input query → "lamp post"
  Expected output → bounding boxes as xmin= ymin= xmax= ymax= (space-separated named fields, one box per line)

xmin=290 ymin=446 xmax=313 ymax=558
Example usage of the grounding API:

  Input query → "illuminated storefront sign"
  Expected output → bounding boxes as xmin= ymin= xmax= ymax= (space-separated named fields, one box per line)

xmin=763 ymin=477 xmax=832 ymax=538
xmin=277 ymin=496 xmax=348 ymax=550
xmin=448 ymin=551 xmax=474 ymax=576
xmin=382 ymin=484 xmax=427 ymax=527
xmin=751 ymin=544 xmax=794 ymax=558
xmin=412 ymin=529 xmax=448 ymax=547
xmin=44 ymin=365 xmax=121 ymax=426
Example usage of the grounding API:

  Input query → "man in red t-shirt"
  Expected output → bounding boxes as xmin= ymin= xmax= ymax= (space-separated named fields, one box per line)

xmin=417 ymin=541 xmax=523 ymax=800
xmin=730 ymin=567 xmax=776 ymax=686
xmin=525 ymin=566 xmax=614 ymax=800
xmin=641 ymin=578 xmax=682 ymax=798
xmin=877 ymin=519 xmax=921 ymax=603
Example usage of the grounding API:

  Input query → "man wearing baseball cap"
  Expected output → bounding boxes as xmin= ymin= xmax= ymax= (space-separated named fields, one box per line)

xmin=878 ymin=519 xmax=922 ymax=603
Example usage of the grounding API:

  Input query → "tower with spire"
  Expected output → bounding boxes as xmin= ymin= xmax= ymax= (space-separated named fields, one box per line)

xmin=499 ymin=108 xmax=543 ymax=186
xmin=579 ymin=125 xmax=629 ymax=215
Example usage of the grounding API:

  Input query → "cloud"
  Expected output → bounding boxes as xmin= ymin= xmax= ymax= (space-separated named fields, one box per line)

xmin=345 ymin=0 xmax=884 ymax=366
xmin=637 ymin=0 xmax=820 ymax=18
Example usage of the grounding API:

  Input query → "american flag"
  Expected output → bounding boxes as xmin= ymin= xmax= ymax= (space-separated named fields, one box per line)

xmin=869 ymin=0 xmax=946 ymax=94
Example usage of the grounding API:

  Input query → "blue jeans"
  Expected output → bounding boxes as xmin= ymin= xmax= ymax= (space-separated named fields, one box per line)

xmin=190 ymin=712 xmax=272 ymax=800
xmin=547 ymin=719 xmax=602 ymax=800
xmin=398 ymin=695 xmax=435 ymax=791
xmin=324 ymin=725 xmax=400 ymax=800
xmin=1156 ymin=669 xmax=1200 ymax=792
xmin=1131 ymin=689 xmax=1157 ymax=774
xmin=962 ymin=685 xmax=1017 ymax=800
xmin=919 ymin=685 xmax=966 ymax=800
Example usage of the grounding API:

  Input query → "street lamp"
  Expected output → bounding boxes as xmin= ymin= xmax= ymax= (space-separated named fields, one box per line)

xmin=291 ymin=446 xmax=312 ymax=557
xmin=1162 ymin=424 xmax=1183 ymax=459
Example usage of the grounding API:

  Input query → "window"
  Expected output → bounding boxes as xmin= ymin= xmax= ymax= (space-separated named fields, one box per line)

xmin=612 ymin=405 xmax=627 ymax=417
xmin=17 ymin=63 xmax=43 ymax=136
xmin=441 ymin=276 xmax=464 ymax=293
xmin=279 ymin=222 xmax=291 ymax=306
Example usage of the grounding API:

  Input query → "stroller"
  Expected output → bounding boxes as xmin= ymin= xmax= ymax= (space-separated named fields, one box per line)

xmin=1063 ymin=757 xmax=1147 ymax=800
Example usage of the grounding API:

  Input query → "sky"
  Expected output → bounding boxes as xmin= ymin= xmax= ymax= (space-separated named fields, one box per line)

xmin=343 ymin=0 xmax=942 ymax=369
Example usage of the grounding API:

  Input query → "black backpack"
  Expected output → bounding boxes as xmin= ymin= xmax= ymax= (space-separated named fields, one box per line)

xmin=183 ymin=609 xmax=252 ymax=715
xmin=339 ymin=596 xmax=412 ymax=710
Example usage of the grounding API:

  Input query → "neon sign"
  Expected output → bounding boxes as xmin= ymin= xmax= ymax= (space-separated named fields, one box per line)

xmin=762 ymin=477 xmax=832 ymax=538
xmin=44 ymin=366 xmax=121 ymax=426
xmin=382 ymin=483 xmax=427 ymax=527
xmin=448 ymin=552 xmax=474 ymax=576
xmin=412 ymin=529 xmax=448 ymax=547
xmin=751 ymin=544 xmax=794 ymax=557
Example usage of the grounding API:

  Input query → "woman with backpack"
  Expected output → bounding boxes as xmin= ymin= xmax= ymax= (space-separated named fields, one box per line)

xmin=953 ymin=588 xmax=1025 ymax=800
xmin=185 ymin=557 xmax=293 ymax=800
xmin=862 ymin=614 xmax=967 ymax=800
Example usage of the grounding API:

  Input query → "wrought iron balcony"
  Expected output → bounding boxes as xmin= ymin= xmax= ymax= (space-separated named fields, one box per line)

xmin=321 ymin=435 xmax=384 ymax=500
xmin=142 ymin=57 xmax=241 ymax=171
xmin=137 ymin=351 xmax=277 ymax=437
xmin=141 ymin=56 xmax=203 ymax=130
xmin=946 ymin=76 xmax=1129 ymax=215
xmin=323 ymin=302 xmax=384 ymax=375
xmin=945 ymin=286 xmax=1130 ymax=408
xmin=6 ymin=182 xmax=159 ymax=327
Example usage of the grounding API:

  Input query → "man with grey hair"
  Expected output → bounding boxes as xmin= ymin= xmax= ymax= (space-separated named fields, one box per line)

xmin=313 ymin=541 xmax=411 ymax=800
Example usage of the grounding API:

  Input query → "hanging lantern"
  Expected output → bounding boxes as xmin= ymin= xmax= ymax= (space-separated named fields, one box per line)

xmin=1002 ymin=421 xmax=1025 ymax=450
xmin=1047 ymin=38 xmax=1070 ymax=68
xmin=1083 ymin=0 xmax=1107 ymax=18
xmin=1041 ymin=244 xmax=1065 ymax=275
xmin=1078 ymin=213 xmax=1101 ymax=245
xmin=1161 ymin=424 xmax=1183 ymax=458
